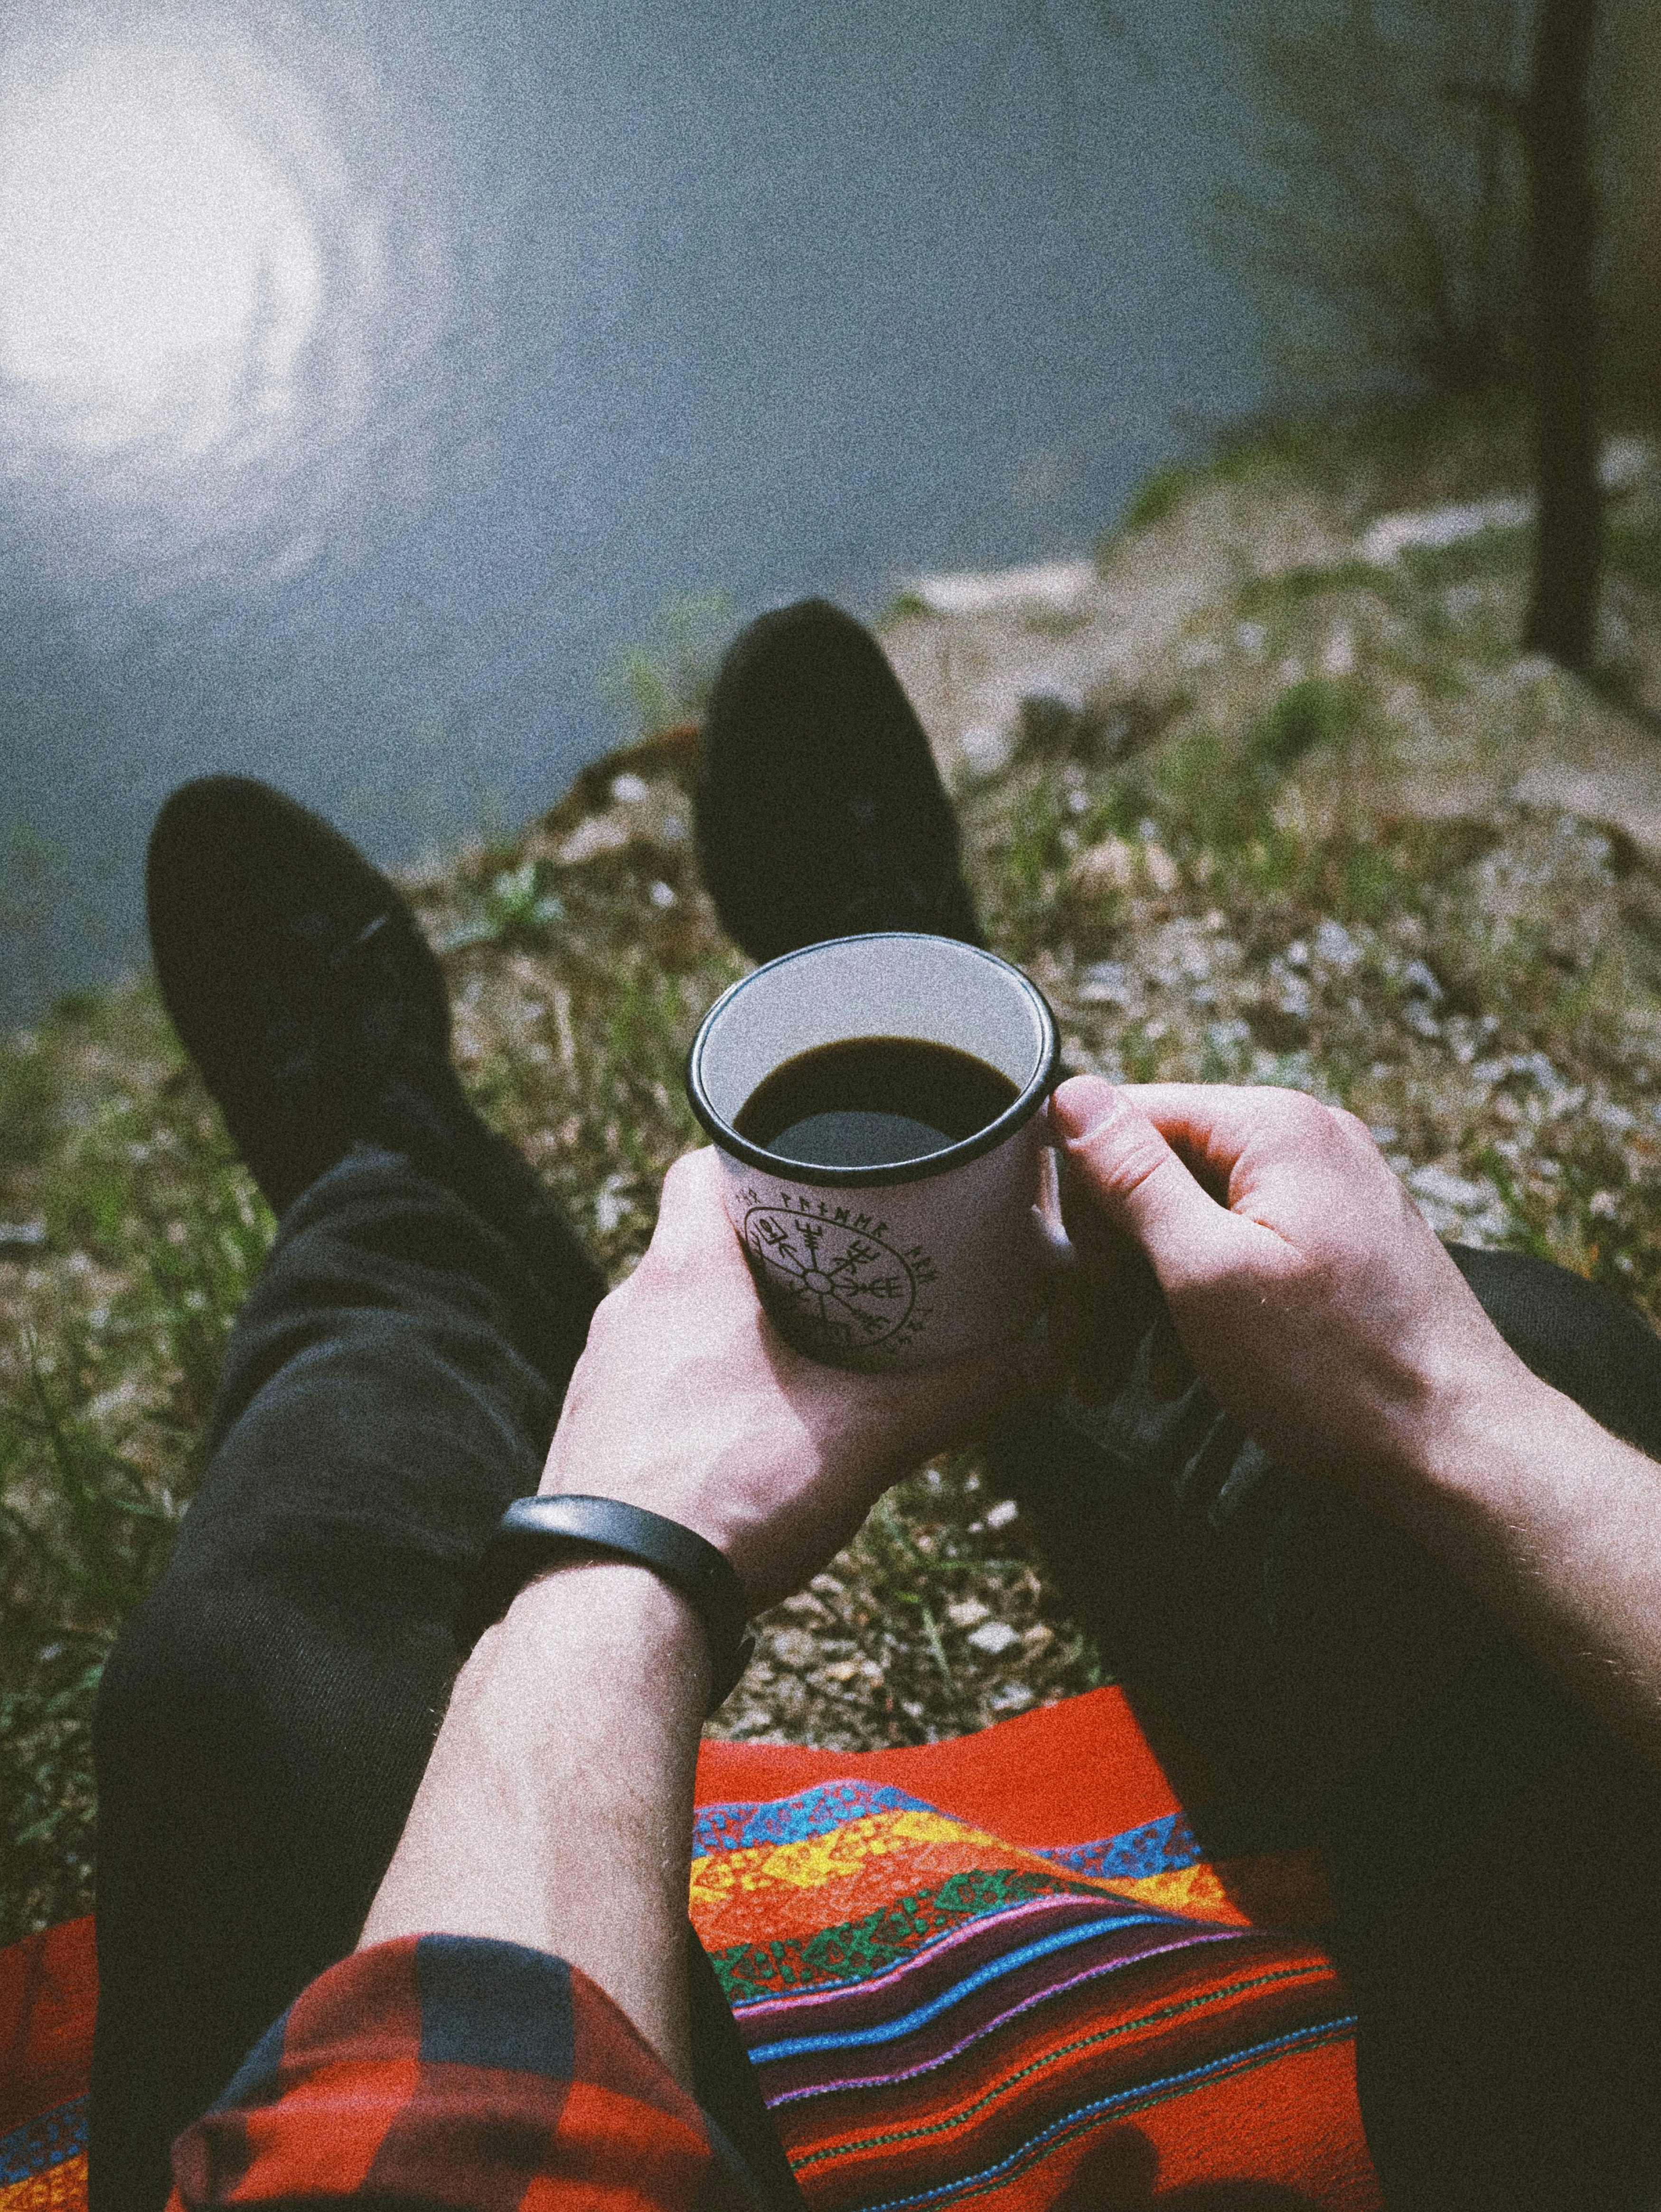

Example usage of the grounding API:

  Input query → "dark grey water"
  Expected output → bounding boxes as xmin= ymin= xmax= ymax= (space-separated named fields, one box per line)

xmin=0 ymin=0 xmax=1258 ymax=1023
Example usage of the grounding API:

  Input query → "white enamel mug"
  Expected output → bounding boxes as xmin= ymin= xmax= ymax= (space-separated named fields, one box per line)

xmin=685 ymin=933 xmax=1063 ymax=1371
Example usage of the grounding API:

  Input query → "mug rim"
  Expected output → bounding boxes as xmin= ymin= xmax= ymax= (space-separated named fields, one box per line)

xmin=685 ymin=932 xmax=1061 ymax=1189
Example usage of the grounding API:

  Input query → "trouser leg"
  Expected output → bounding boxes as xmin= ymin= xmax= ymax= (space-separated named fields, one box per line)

xmin=994 ymin=1246 xmax=1661 ymax=2209
xmin=1326 ymin=1250 xmax=1661 ymax=2211
xmin=90 ymin=1143 xmax=802 ymax=2212
xmin=88 ymin=1147 xmax=597 ymax=2212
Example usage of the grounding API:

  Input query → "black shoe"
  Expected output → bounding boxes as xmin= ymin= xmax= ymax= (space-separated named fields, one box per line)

xmin=694 ymin=598 xmax=983 ymax=964
xmin=146 ymin=778 xmax=603 ymax=1326
xmin=147 ymin=776 xmax=449 ymax=1215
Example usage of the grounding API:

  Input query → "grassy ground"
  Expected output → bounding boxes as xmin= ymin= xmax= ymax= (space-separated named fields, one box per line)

xmin=8 ymin=404 xmax=1661 ymax=1941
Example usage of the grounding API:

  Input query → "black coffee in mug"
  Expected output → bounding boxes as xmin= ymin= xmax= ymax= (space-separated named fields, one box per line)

xmin=688 ymin=934 xmax=1061 ymax=1368
xmin=734 ymin=1035 xmax=1020 ymax=1169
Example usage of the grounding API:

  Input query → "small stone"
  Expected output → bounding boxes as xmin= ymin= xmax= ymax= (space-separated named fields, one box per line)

xmin=985 ymin=1499 xmax=1019 ymax=1531
xmin=1314 ymin=918 xmax=1361 ymax=972
xmin=594 ymin=1173 xmax=634 ymax=1233
xmin=558 ymin=813 xmax=632 ymax=865
xmin=959 ymin=724 xmax=1012 ymax=778
xmin=948 ymin=1597 xmax=991 ymax=1630
xmin=648 ymin=880 xmax=677 ymax=909
xmin=967 ymin=1620 xmax=1022 ymax=1657
xmin=610 ymin=773 xmax=651 ymax=803
xmin=1078 ymin=961 xmax=1133 ymax=1010
xmin=1068 ymin=838 xmax=1135 ymax=898
xmin=1143 ymin=843 xmax=1179 ymax=894
xmin=1408 ymin=1163 xmax=1493 ymax=1212
xmin=988 ymin=1682 xmax=1037 ymax=1713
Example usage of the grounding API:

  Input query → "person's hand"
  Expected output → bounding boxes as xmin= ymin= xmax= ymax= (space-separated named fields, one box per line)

xmin=538 ymin=1146 xmax=1046 ymax=1611
xmin=1051 ymin=1075 xmax=1543 ymax=1512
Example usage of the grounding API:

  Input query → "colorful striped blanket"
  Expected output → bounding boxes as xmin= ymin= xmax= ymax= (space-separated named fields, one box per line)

xmin=693 ymin=1692 xmax=1378 ymax=2207
xmin=2 ymin=1689 xmax=1379 ymax=2207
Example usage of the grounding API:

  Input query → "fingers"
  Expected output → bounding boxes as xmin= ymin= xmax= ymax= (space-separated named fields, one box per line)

xmin=639 ymin=1146 xmax=750 ymax=1283
xmin=1051 ymin=1077 xmax=1247 ymax=1287
xmin=1093 ymin=1079 xmax=1341 ymax=1188
xmin=859 ymin=1322 xmax=1049 ymax=1468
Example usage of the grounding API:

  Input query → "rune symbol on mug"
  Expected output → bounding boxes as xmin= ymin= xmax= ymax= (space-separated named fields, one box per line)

xmin=741 ymin=1194 xmax=934 ymax=1349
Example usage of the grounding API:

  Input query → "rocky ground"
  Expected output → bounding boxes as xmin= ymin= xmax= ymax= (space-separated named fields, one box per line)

xmin=8 ymin=401 xmax=1661 ymax=1937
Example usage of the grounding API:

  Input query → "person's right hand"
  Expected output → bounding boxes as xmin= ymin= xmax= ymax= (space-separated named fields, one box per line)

xmin=1050 ymin=1075 xmax=1546 ymax=1515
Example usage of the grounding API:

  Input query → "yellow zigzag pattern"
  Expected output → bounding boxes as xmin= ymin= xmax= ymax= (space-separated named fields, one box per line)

xmin=688 ymin=1808 xmax=1250 ymax=1929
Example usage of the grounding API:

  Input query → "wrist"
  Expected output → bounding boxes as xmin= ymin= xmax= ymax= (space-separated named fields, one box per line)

xmin=1376 ymin=1352 xmax=1581 ymax=1548
xmin=480 ymin=1556 xmax=713 ymax=1712
xmin=463 ymin=1493 xmax=753 ymax=1709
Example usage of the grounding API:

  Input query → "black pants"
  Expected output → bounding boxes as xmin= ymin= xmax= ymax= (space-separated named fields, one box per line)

xmin=89 ymin=1148 xmax=799 ymax=2212
xmin=92 ymin=1150 xmax=1661 ymax=2209
xmin=996 ymin=1244 xmax=1661 ymax=2210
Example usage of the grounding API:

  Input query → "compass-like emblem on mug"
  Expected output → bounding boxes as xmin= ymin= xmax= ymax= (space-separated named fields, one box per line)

xmin=739 ymin=1189 xmax=935 ymax=1352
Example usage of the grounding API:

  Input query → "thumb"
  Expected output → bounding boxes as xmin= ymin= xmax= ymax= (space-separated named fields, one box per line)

xmin=1051 ymin=1076 xmax=1240 ymax=1289
xmin=646 ymin=1146 xmax=748 ymax=1275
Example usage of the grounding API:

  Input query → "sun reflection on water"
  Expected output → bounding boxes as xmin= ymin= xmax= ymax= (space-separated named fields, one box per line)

xmin=0 ymin=16 xmax=441 ymax=588
xmin=0 ymin=44 xmax=323 ymax=449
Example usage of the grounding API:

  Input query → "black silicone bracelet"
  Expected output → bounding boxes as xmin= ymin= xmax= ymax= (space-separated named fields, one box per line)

xmin=456 ymin=1493 xmax=756 ymax=1713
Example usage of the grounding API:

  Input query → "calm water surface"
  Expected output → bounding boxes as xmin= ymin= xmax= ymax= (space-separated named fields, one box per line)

xmin=0 ymin=0 xmax=1258 ymax=1020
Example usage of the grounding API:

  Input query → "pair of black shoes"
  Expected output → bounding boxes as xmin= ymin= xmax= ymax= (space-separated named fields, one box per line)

xmin=147 ymin=600 xmax=981 ymax=1241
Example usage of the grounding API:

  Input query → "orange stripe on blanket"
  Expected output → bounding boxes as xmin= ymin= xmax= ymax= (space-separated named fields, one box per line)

xmin=0 ymin=1921 xmax=95 ymax=2137
xmin=696 ymin=1689 xmax=1182 ymax=1847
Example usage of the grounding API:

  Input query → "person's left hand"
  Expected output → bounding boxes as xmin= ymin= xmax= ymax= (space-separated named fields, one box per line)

xmin=539 ymin=1146 xmax=1048 ymax=1611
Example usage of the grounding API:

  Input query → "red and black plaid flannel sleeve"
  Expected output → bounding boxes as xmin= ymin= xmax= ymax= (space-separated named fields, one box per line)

xmin=165 ymin=1933 xmax=764 ymax=2209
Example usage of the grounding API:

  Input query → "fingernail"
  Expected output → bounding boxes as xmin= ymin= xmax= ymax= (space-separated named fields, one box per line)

xmin=1050 ymin=1077 xmax=1113 ymax=1145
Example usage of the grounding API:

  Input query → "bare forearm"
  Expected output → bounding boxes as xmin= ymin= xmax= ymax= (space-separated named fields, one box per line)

xmin=358 ymin=1561 xmax=710 ymax=2085
xmin=1393 ymin=1372 xmax=1661 ymax=1769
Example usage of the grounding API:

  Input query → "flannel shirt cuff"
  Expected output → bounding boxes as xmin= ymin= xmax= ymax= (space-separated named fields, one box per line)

xmin=166 ymin=1933 xmax=764 ymax=2210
